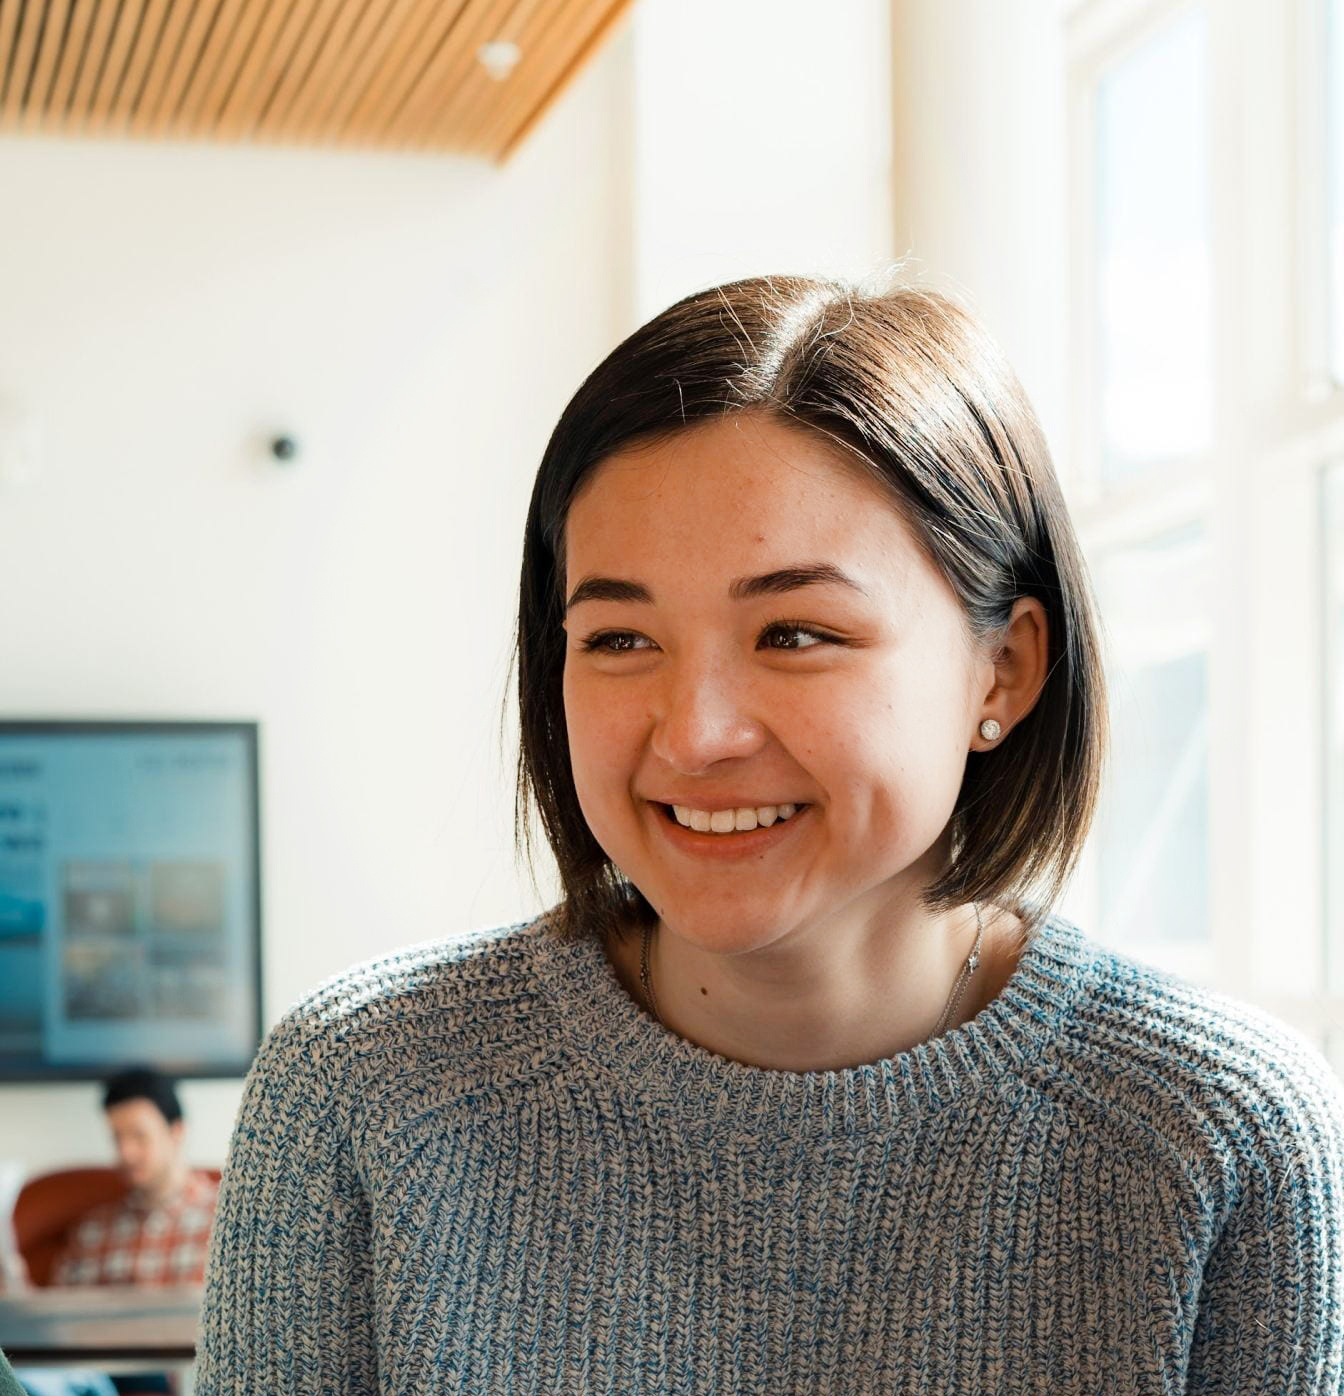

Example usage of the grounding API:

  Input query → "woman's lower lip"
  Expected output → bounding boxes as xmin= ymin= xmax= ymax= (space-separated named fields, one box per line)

xmin=650 ymin=803 xmax=809 ymax=858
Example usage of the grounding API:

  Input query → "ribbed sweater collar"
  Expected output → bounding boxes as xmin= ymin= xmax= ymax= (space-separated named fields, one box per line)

xmin=531 ymin=913 xmax=1104 ymax=1138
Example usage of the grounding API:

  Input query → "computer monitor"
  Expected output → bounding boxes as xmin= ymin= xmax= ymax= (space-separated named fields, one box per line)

xmin=0 ymin=721 xmax=262 ymax=1081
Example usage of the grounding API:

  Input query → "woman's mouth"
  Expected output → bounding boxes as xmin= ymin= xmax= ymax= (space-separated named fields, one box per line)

xmin=661 ymin=802 xmax=805 ymax=834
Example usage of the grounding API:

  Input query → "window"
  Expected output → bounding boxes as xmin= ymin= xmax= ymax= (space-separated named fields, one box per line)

xmin=1326 ymin=458 xmax=1344 ymax=1021
xmin=1095 ymin=524 xmax=1211 ymax=972
xmin=1094 ymin=7 xmax=1213 ymax=479
xmin=1329 ymin=0 xmax=1344 ymax=384
xmin=1068 ymin=0 xmax=1344 ymax=1063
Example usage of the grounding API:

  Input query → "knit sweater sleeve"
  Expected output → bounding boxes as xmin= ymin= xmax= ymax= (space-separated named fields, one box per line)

xmin=194 ymin=1005 xmax=377 ymax=1395
xmin=1184 ymin=1023 xmax=1344 ymax=1395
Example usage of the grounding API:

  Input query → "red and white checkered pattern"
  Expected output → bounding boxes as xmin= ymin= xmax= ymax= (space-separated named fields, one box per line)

xmin=51 ymin=1170 xmax=218 ymax=1287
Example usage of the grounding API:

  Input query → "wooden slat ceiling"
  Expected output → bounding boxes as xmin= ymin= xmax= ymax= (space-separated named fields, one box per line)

xmin=0 ymin=0 xmax=632 ymax=161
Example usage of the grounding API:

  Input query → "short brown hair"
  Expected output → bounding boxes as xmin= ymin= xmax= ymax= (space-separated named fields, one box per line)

xmin=515 ymin=273 xmax=1109 ymax=944
xmin=103 ymin=1065 xmax=183 ymax=1124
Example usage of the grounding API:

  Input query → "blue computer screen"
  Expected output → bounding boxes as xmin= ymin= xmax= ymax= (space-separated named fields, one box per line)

xmin=0 ymin=723 xmax=261 ymax=1080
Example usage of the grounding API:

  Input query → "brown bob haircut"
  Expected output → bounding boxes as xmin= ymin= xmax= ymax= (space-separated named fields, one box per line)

xmin=515 ymin=273 xmax=1109 ymax=945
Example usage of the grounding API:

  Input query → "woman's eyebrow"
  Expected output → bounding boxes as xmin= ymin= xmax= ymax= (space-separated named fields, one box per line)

xmin=729 ymin=563 xmax=867 ymax=602
xmin=564 ymin=563 xmax=866 ymax=614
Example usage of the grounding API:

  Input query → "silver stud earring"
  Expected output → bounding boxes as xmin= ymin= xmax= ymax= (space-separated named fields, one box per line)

xmin=979 ymin=719 xmax=1001 ymax=741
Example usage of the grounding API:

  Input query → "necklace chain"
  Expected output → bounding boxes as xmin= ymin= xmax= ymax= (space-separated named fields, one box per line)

xmin=639 ymin=902 xmax=984 ymax=1046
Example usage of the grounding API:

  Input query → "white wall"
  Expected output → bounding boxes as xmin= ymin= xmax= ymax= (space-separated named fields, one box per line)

xmin=628 ymin=0 xmax=1063 ymax=463
xmin=0 ymin=23 xmax=635 ymax=1173
xmin=630 ymin=0 xmax=894 ymax=319
xmin=0 ymin=0 xmax=909 ymax=1183
xmin=891 ymin=0 xmax=1069 ymax=459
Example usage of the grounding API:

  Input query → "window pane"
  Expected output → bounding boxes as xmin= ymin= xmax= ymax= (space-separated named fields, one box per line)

xmin=1095 ymin=7 xmax=1213 ymax=478
xmin=1095 ymin=524 xmax=1211 ymax=967
xmin=1326 ymin=460 xmax=1344 ymax=995
xmin=1329 ymin=0 xmax=1344 ymax=384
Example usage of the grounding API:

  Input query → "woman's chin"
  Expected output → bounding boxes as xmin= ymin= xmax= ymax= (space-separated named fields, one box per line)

xmin=653 ymin=906 xmax=800 ymax=958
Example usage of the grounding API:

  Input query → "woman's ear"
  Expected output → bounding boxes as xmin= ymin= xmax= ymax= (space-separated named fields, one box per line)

xmin=974 ymin=597 xmax=1049 ymax=747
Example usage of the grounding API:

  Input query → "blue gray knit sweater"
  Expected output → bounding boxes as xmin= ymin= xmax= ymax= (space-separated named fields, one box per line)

xmin=195 ymin=913 xmax=1344 ymax=1394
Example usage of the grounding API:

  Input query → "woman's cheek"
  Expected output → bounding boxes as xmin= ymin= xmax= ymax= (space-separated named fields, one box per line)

xmin=565 ymin=694 xmax=631 ymax=839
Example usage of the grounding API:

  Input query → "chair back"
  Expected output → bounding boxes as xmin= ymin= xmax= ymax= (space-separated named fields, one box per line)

xmin=13 ymin=1165 xmax=221 ymax=1287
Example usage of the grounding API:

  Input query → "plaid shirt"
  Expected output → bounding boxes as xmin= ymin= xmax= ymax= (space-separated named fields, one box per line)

xmin=51 ymin=1169 xmax=218 ymax=1287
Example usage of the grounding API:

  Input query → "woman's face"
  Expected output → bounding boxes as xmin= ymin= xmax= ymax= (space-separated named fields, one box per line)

xmin=561 ymin=411 xmax=992 ymax=957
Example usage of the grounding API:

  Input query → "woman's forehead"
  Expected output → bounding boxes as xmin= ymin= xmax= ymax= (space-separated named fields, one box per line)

xmin=570 ymin=415 xmax=906 ymax=535
xmin=563 ymin=416 xmax=935 ymax=603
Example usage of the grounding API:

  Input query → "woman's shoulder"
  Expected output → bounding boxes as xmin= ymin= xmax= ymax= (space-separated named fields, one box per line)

xmin=1070 ymin=932 xmax=1338 ymax=1103
xmin=277 ymin=917 xmax=544 ymax=1030
xmin=1047 ymin=925 xmax=1344 ymax=1214
xmin=250 ymin=917 xmax=558 ymax=1110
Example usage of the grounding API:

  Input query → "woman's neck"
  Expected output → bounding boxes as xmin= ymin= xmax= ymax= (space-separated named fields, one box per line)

xmin=603 ymin=904 xmax=1025 ymax=1072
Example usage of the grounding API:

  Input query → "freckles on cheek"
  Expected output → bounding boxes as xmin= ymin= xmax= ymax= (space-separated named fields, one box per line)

xmin=564 ymin=728 xmax=603 ymax=814
xmin=565 ymin=755 xmax=614 ymax=858
xmin=564 ymin=708 xmax=630 ymax=831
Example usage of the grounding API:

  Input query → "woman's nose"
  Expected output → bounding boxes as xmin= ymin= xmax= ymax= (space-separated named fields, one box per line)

xmin=648 ymin=662 xmax=766 ymax=774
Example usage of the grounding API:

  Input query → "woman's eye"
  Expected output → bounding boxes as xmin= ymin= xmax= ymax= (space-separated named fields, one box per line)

xmin=759 ymin=623 xmax=832 ymax=650
xmin=577 ymin=624 xmax=839 ymax=653
xmin=578 ymin=630 xmax=651 ymax=654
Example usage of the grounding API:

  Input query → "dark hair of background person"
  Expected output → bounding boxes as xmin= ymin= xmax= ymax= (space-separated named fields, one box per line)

xmin=514 ymin=272 xmax=1111 ymax=947
xmin=102 ymin=1066 xmax=183 ymax=1125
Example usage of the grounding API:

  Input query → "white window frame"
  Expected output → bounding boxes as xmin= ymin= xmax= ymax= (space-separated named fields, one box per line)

xmin=1064 ymin=0 xmax=1344 ymax=1054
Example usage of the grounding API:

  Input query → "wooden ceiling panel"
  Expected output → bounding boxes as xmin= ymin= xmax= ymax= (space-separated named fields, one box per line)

xmin=21 ymin=0 xmax=68 ymax=125
xmin=313 ymin=0 xmax=429 ymax=139
xmin=89 ymin=0 xmax=147 ymax=127
xmin=108 ymin=0 xmax=172 ymax=126
xmin=473 ymin=0 xmax=617 ymax=157
xmin=179 ymin=0 xmax=269 ymax=131
xmin=380 ymin=0 xmax=514 ymax=147
xmin=129 ymin=0 xmax=195 ymax=132
xmin=0 ymin=0 xmax=632 ymax=161
xmin=65 ymin=0 xmax=121 ymax=128
xmin=2 ymin=0 xmax=44 ymax=122
xmin=339 ymin=0 xmax=470 ymax=142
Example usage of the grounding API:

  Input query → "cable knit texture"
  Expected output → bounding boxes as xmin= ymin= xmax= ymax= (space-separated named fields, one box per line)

xmin=195 ymin=913 xmax=1344 ymax=1394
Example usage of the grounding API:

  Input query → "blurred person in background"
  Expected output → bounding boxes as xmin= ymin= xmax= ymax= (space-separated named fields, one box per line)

xmin=50 ymin=1067 xmax=216 ymax=1289
xmin=17 ymin=1068 xmax=219 ymax=1396
xmin=0 ymin=1069 xmax=213 ymax=1295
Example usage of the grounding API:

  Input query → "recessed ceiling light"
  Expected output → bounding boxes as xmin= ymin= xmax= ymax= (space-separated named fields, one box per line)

xmin=477 ymin=41 xmax=521 ymax=81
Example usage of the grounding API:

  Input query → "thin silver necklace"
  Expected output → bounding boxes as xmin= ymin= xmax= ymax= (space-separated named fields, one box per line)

xmin=639 ymin=901 xmax=984 ymax=1045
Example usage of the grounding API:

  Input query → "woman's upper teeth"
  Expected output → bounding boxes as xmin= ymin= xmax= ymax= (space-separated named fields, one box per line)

xmin=672 ymin=803 xmax=799 ymax=832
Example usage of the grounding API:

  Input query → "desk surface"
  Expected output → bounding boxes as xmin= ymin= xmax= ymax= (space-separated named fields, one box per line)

xmin=0 ymin=1284 xmax=201 ymax=1363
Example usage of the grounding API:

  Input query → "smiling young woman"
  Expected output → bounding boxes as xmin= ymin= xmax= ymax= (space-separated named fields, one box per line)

xmin=197 ymin=274 xmax=1344 ymax=1396
xmin=558 ymin=410 xmax=1044 ymax=1070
